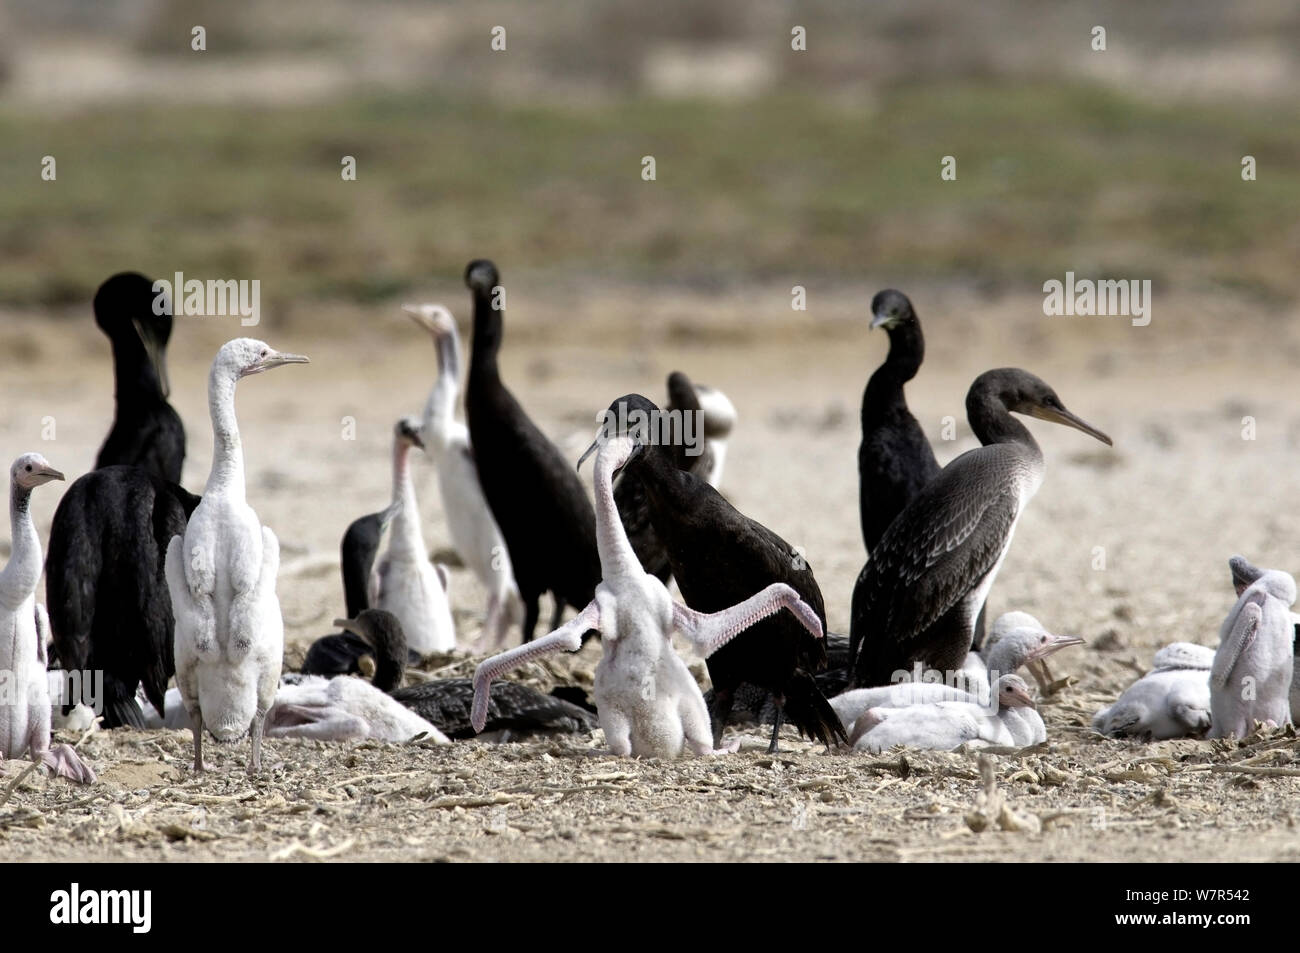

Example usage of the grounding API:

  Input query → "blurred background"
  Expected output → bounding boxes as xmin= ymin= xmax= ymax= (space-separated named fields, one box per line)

xmin=3 ymin=0 xmax=1298 ymax=313
xmin=2 ymin=0 xmax=1299 ymax=643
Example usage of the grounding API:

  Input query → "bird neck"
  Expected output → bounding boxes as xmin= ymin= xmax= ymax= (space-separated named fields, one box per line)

xmin=594 ymin=456 xmax=641 ymax=578
xmin=864 ymin=323 xmax=924 ymax=415
xmin=632 ymin=445 xmax=694 ymax=514
xmin=206 ymin=367 xmax=246 ymax=499
xmin=371 ymin=642 xmax=405 ymax=693
xmin=341 ymin=547 xmax=373 ymax=617
xmin=468 ymin=289 xmax=503 ymax=378
xmin=966 ymin=392 xmax=1040 ymax=453
xmin=389 ymin=442 xmax=425 ymax=557
xmin=982 ymin=640 xmax=1023 ymax=680
xmin=1 ymin=482 xmax=41 ymax=603
xmin=111 ymin=334 xmax=164 ymax=406
xmin=423 ymin=334 xmax=461 ymax=448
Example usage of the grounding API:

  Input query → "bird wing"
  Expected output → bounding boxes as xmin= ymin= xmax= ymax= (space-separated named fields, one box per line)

xmin=1211 ymin=597 xmax=1262 ymax=690
xmin=1095 ymin=700 xmax=1147 ymax=738
xmin=470 ymin=599 xmax=601 ymax=733
xmin=35 ymin=603 xmax=50 ymax=669
xmin=1152 ymin=642 xmax=1215 ymax=671
xmin=673 ymin=583 xmax=823 ymax=657
xmin=854 ymin=455 xmax=1022 ymax=674
xmin=397 ymin=679 xmax=597 ymax=739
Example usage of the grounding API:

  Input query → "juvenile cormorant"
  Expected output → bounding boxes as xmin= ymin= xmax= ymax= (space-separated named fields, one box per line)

xmin=0 ymin=453 xmax=94 ymax=782
xmin=165 ymin=338 xmax=308 ymax=773
xmin=405 ymin=302 xmax=523 ymax=650
xmin=851 ymin=368 xmax=1111 ymax=688
xmin=606 ymin=394 xmax=846 ymax=752
xmin=469 ymin=416 xmax=823 ymax=757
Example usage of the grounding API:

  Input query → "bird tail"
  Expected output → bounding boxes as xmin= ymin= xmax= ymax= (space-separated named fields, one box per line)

xmin=101 ymin=680 xmax=147 ymax=730
xmin=783 ymin=670 xmax=849 ymax=748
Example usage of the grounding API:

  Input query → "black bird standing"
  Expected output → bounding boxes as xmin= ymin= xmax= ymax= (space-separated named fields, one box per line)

xmin=45 ymin=466 xmax=201 ymax=727
xmin=610 ymin=394 xmax=845 ymax=752
xmin=463 ymin=259 xmax=600 ymax=641
xmin=616 ymin=370 xmax=713 ymax=581
xmin=335 ymin=609 xmax=597 ymax=739
xmin=850 ymin=368 xmax=1112 ymax=688
xmin=853 ymin=290 xmax=988 ymax=656
xmin=300 ymin=501 xmax=421 ymax=676
xmin=858 ymin=290 xmax=940 ymax=555
xmin=92 ymin=272 xmax=185 ymax=484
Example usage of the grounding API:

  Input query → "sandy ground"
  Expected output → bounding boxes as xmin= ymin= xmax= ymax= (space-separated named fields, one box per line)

xmin=3 ymin=281 xmax=1300 ymax=862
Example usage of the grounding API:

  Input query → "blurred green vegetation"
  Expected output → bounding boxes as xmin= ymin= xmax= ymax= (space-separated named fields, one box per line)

xmin=3 ymin=82 xmax=1297 ymax=311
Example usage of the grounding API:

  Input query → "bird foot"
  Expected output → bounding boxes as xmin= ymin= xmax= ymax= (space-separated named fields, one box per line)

xmin=41 ymin=745 xmax=96 ymax=784
xmin=711 ymin=738 xmax=741 ymax=755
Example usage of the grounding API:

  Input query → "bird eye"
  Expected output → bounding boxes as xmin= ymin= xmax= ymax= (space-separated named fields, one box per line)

xmin=260 ymin=349 xmax=268 ymax=358
xmin=24 ymin=464 xmax=32 ymax=472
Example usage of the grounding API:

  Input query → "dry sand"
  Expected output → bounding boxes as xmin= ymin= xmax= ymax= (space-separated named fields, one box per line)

xmin=3 ymin=281 xmax=1300 ymax=862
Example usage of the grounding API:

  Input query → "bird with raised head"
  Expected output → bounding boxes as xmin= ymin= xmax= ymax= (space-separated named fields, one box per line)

xmin=851 ymin=368 xmax=1112 ymax=689
xmin=165 ymin=338 xmax=308 ymax=774
xmin=462 ymin=259 xmax=600 ymax=642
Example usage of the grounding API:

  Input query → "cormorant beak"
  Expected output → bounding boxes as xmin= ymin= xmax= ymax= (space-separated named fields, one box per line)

xmin=1028 ymin=404 xmax=1113 ymax=446
xmin=1005 ymin=684 xmax=1037 ymax=708
xmin=132 ymin=318 xmax=170 ymax=398
xmin=334 ymin=617 xmax=373 ymax=648
xmin=403 ymin=304 xmax=454 ymax=337
xmin=1026 ymin=632 xmax=1086 ymax=661
xmin=246 ymin=350 xmax=310 ymax=376
xmin=868 ymin=312 xmax=894 ymax=330
xmin=576 ymin=435 xmax=643 ymax=475
xmin=577 ymin=438 xmax=600 ymax=473
xmin=402 ymin=303 xmax=433 ymax=329
xmin=33 ymin=465 xmax=66 ymax=483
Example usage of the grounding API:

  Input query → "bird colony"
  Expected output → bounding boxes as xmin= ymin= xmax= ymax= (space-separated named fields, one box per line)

xmin=2 ymin=269 xmax=1294 ymax=800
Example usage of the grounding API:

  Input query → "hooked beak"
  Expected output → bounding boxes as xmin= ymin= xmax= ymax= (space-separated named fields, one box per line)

xmin=1028 ymin=404 xmax=1113 ymax=446
xmin=245 ymin=349 xmax=310 ymax=377
xmin=132 ymin=318 xmax=170 ymax=398
xmin=1026 ymin=632 xmax=1086 ymax=662
xmin=576 ymin=435 xmax=643 ymax=475
xmin=576 ymin=438 xmax=599 ymax=473
xmin=36 ymin=465 xmax=65 ymax=483
xmin=868 ymin=311 xmax=893 ymax=330
xmin=334 ymin=617 xmax=373 ymax=648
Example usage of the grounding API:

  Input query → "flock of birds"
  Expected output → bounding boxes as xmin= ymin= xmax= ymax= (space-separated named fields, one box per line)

xmin=1 ymin=265 xmax=1296 ymax=782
